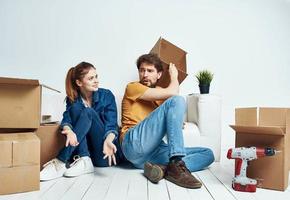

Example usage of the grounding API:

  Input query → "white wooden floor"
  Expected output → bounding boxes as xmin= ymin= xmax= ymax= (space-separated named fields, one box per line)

xmin=1 ymin=156 xmax=290 ymax=200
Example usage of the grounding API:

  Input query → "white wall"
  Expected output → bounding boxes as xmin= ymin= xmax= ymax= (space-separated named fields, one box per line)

xmin=1 ymin=0 xmax=290 ymax=149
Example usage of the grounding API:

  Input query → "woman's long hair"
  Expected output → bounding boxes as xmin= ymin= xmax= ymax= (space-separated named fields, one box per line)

xmin=65 ymin=62 xmax=96 ymax=103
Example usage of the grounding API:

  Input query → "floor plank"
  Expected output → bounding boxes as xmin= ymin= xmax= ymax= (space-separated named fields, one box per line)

xmin=40 ymin=175 xmax=78 ymax=200
xmin=165 ymin=180 xmax=192 ymax=200
xmin=60 ymin=173 xmax=95 ymax=200
xmin=148 ymin=179 xmax=169 ymax=200
xmin=187 ymin=172 xmax=215 ymax=200
xmin=1 ymin=162 xmax=289 ymax=200
xmin=81 ymin=167 xmax=117 ymax=200
xmin=126 ymin=169 xmax=147 ymax=200
xmin=196 ymin=168 xmax=237 ymax=200
xmin=102 ymin=167 xmax=131 ymax=200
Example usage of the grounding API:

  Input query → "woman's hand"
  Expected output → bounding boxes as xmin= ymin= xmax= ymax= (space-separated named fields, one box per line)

xmin=61 ymin=126 xmax=79 ymax=147
xmin=103 ymin=133 xmax=117 ymax=166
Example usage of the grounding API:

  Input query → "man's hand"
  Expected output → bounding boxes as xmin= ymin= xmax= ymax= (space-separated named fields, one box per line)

xmin=168 ymin=63 xmax=178 ymax=80
xmin=61 ymin=126 xmax=79 ymax=147
xmin=103 ymin=133 xmax=117 ymax=166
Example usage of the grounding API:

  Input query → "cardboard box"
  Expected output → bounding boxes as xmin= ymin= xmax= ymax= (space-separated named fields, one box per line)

xmin=0 ymin=77 xmax=62 ymax=129
xmin=150 ymin=37 xmax=188 ymax=88
xmin=230 ymin=107 xmax=290 ymax=191
xmin=36 ymin=124 xmax=65 ymax=169
xmin=0 ymin=133 xmax=40 ymax=195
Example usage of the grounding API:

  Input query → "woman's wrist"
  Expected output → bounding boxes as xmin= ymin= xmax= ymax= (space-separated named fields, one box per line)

xmin=63 ymin=125 xmax=74 ymax=135
xmin=106 ymin=133 xmax=116 ymax=142
xmin=63 ymin=125 xmax=71 ymax=131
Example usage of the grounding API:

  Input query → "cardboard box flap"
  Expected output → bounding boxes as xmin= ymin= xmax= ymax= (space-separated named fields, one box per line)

xmin=235 ymin=107 xmax=258 ymax=126
xmin=259 ymin=108 xmax=289 ymax=127
xmin=40 ymin=85 xmax=64 ymax=124
xmin=0 ymin=77 xmax=39 ymax=86
xmin=230 ymin=125 xmax=286 ymax=135
xmin=41 ymin=84 xmax=61 ymax=93
xmin=150 ymin=37 xmax=187 ymax=72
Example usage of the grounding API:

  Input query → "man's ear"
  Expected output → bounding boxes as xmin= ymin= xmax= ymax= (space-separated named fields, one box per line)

xmin=157 ymin=72 xmax=162 ymax=80
xmin=76 ymin=79 xmax=82 ymax=87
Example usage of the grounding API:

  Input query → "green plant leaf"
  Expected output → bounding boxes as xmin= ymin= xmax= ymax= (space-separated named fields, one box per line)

xmin=195 ymin=70 xmax=214 ymax=85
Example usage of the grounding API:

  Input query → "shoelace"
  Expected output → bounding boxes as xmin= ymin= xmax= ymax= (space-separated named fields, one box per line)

xmin=43 ymin=159 xmax=63 ymax=171
xmin=69 ymin=155 xmax=81 ymax=167
xmin=176 ymin=162 xmax=190 ymax=174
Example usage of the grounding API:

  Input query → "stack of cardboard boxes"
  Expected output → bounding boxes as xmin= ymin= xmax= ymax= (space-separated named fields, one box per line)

xmin=0 ymin=77 xmax=65 ymax=195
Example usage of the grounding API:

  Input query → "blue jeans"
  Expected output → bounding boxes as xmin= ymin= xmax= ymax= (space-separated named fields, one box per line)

xmin=121 ymin=96 xmax=214 ymax=171
xmin=57 ymin=107 xmax=123 ymax=167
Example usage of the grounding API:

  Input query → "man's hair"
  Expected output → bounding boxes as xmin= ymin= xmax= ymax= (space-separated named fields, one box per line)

xmin=136 ymin=53 xmax=163 ymax=72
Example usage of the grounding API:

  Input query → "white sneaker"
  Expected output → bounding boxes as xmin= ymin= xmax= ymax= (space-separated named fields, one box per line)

xmin=40 ymin=158 xmax=67 ymax=181
xmin=64 ymin=156 xmax=94 ymax=177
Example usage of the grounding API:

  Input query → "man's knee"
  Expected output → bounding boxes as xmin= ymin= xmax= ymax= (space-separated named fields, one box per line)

xmin=205 ymin=148 xmax=215 ymax=165
xmin=167 ymin=96 xmax=186 ymax=110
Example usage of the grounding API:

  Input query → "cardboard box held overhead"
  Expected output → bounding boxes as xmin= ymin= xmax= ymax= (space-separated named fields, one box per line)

xmin=230 ymin=107 xmax=290 ymax=191
xmin=150 ymin=37 xmax=188 ymax=88
xmin=0 ymin=77 xmax=62 ymax=129
xmin=0 ymin=133 xmax=40 ymax=195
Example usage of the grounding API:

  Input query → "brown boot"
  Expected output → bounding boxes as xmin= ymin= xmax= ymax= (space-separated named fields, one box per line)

xmin=144 ymin=162 xmax=167 ymax=183
xmin=165 ymin=160 xmax=202 ymax=189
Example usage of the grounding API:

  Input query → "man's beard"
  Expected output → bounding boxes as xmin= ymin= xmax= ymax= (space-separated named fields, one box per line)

xmin=140 ymin=79 xmax=157 ymax=88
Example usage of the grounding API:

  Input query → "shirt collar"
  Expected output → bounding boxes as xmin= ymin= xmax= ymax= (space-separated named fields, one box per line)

xmin=77 ymin=90 xmax=99 ymax=106
xmin=92 ymin=90 xmax=99 ymax=104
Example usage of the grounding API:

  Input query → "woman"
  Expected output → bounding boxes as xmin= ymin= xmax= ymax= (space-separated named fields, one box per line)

xmin=40 ymin=62 xmax=122 ymax=181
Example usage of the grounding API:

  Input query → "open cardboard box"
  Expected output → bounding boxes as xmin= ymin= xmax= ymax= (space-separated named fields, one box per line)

xmin=0 ymin=133 xmax=40 ymax=195
xmin=230 ymin=107 xmax=290 ymax=191
xmin=0 ymin=77 xmax=62 ymax=129
xmin=150 ymin=37 xmax=188 ymax=88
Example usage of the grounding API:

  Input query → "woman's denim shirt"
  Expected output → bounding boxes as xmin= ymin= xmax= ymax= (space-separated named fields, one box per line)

xmin=61 ymin=88 xmax=119 ymax=141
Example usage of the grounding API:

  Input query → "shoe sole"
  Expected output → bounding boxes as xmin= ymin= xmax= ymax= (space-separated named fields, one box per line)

xmin=144 ymin=162 xmax=164 ymax=183
xmin=165 ymin=176 xmax=202 ymax=189
xmin=40 ymin=175 xmax=63 ymax=181
xmin=64 ymin=168 xmax=94 ymax=177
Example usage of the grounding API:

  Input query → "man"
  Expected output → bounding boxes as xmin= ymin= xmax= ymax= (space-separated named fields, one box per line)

xmin=120 ymin=53 xmax=214 ymax=189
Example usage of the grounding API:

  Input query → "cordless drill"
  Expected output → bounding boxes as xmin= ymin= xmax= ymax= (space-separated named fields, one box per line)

xmin=227 ymin=147 xmax=278 ymax=192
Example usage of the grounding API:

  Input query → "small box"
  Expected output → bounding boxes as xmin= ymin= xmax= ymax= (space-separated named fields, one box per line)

xmin=36 ymin=124 xmax=65 ymax=169
xmin=0 ymin=165 xmax=40 ymax=195
xmin=230 ymin=107 xmax=290 ymax=191
xmin=0 ymin=77 xmax=62 ymax=129
xmin=150 ymin=37 xmax=188 ymax=88
xmin=0 ymin=133 xmax=40 ymax=195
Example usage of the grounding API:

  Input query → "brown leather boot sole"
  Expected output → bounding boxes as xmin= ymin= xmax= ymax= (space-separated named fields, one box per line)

xmin=144 ymin=162 xmax=164 ymax=183
xmin=165 ymin=175 xmax=202 ymax=189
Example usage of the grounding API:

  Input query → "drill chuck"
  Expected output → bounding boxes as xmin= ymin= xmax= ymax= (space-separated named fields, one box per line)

xmin=264 ymin=147 xmax=276 ymax=156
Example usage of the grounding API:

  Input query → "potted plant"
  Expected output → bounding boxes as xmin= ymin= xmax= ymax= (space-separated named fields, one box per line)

xmin=195 ymin=70 xmax=214 ymax=94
